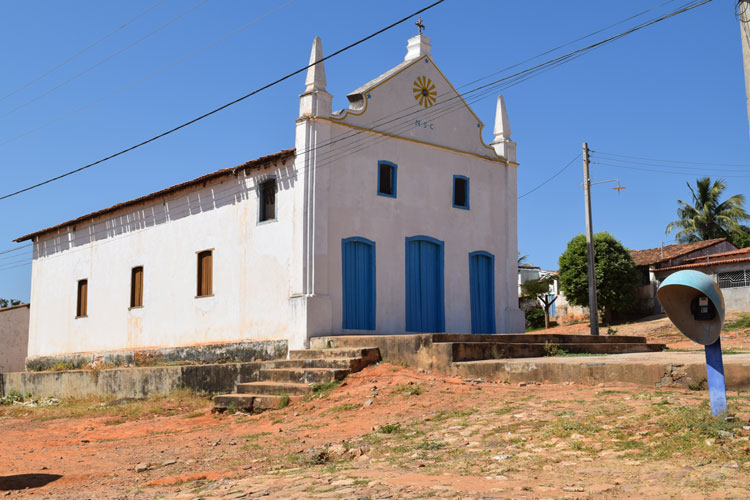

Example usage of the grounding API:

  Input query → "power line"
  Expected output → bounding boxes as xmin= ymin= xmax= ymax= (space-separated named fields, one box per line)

xmin=592 ymin=161 xmax=750 ymax=177
xmin=592 ymin=150 xmax=750 ymax=168
xmin=518 ymin=154 xmax=581 ymax=199
xmin=1 ymin=0 xmax=707 ymax=202
xmin=0 ymin=0 xmax=446 ymax=203
xmin=0 ymin=0 xmax=210 ymax=120
xmin=0 ymin=0 xmax=167 ymax=104
xmin=0 ymin=243 xmax=32 ymax=256
xmin=0 ymin=0 xmax=300 ymax=149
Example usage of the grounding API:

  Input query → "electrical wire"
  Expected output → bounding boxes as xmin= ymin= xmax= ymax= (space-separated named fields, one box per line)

xmin=0 ymin=0 xmax=446 ymax=203
xmin=592 ymin=150 xmax=750 ymax=168
xmin=0 ymin=0 xmax=718 ymax=271
xmin=0 ymin=0 xmax=211 ymax=120
xmin=0 ymin=0 xmax=300 ymax=149
xmin=0 ymin=0 xmax=167 ymax=104
xmin=1 ymin=0 xmax=709 ymax=203
xmin=0 ymin=243 xmax=32 ymax=256
xmin=592 ymin=161 xmax=750 ymax=177
xmin=518 ymin=154 xmax=581 ymax=199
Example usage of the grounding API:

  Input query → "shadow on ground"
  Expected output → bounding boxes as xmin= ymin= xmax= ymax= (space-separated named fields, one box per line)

xmin=0 ymin=473 xmax=62 ymax=490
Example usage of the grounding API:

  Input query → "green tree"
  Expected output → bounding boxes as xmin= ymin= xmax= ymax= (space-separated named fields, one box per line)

xmin=558 ymin=232 xmax=640 ymax=325
xmin=665 ymin=177 xmax=750 ymax=244
xmin=521 ymin=276 xmax=557 ymax=329
xmin=0 ymin=298 xmax=21 ymax=308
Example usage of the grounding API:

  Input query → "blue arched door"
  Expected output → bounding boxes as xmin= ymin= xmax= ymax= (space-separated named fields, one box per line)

xmin=469 ymin=251 xmax=496 ymax=334
xmin=341 ymin=237 xmax=376 ymax=330
xmin=405 ymin=236 xmax=445 ymax=332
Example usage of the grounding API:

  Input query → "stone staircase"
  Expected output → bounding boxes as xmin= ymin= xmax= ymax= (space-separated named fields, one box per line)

xmin=213 ymin=347 xmax=380 ymax=413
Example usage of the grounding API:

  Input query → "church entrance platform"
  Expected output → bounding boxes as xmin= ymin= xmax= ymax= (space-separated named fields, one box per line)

xmin=311 ymin=334 xmax=750 ymax=390
xmin=310 ymin=333 xmax=665 ymax=371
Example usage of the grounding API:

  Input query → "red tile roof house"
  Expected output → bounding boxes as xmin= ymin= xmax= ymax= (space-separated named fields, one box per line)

xmin=630 ymin=238 xmax=746 ymax=314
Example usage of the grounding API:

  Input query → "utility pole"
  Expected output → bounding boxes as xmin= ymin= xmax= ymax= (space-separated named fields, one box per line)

xmin=740 ymin=0 xmax=750 ymax=132
xmin=583 ymin=142 xmax=599 ymax=336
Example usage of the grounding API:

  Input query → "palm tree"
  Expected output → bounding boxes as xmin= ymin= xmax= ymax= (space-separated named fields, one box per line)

xmin=665 ymin=177 xmax=750 ymax=243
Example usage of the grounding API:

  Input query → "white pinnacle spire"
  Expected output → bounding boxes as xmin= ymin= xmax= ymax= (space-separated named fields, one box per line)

xmin=300 ymin=36 xmax=332 ymax=118
xmin=490 ymin=95 xmax=516 ymax=162
xmin=304 ymin=36 xmax=327 ymax=92
xmin=493 ymin=95 xmax=511 ymax=139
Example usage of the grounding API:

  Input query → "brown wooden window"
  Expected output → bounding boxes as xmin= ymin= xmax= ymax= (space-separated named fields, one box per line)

xmin=76 ymin=279 xmax=88 ymax=317
xmin=259 ymin=179 xmax=276 ymax=222
xmin=130 ymin=266 xmax=144 ymax=308
xmin=197 ymin=250 xmax=213 ymax=297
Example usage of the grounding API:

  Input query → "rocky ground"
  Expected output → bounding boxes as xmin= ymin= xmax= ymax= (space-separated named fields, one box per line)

xmin=3 ymin=315 xmax=750 ymax=499
xmin=2 ymin=362 xmax=750 ymax=499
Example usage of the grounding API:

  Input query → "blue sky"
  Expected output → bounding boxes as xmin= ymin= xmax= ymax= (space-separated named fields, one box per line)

xmin=1 ymin=0 xmax=748 ymax=301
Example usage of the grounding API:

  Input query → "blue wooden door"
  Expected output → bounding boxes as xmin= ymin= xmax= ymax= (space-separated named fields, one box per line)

xmin=405 ymin=236 xmax=445 ymax=332
xmin=342 ymin=237 xmax=376 ymax=330
xmin=469 ymin=251 xmax=496 ymax=334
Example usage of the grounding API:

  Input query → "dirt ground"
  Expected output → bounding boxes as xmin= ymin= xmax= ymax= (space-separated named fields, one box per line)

xmin=3 ymin=315 xmax=750 ymax=499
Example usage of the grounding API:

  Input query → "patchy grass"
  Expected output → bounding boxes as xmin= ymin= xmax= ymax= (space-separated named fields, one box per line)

xmin=394 ymin=384 xmax=423 ymax=396
xmin=0 ymin=389 xmax=210 ymax=421
xmin=723 ymin=313 xmax=750 ymax=332
xmin=310 ymin=381 xmax=341 ymax=399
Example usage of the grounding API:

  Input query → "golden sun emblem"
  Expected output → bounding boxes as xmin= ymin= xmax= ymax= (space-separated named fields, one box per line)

xmin=412 ymin=76 xmax=436 ymax=108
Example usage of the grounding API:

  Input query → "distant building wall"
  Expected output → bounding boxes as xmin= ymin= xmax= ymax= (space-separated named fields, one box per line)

xmin=0 ymin=304 xmax=29 ymax=372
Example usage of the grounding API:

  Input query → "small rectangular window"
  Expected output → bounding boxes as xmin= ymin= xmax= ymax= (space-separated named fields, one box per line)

xmin=197 ymin=250 xmax=213 ymax=297
xmin=453 ymin=175 xmax=469 ymax=209
xmin=130 ymin=266 xmax=144 ymax=308
xmin=259 ymin=179 xmax=276 ymax=222
xmin=76 ymin=279 xmax=88 ymax=317
xmin=377 ymin=161 xmax=397 ymax=198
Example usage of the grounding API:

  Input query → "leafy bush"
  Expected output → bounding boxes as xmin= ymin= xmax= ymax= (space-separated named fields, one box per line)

xmin=525 ymin=307 xmax=545 ymax=330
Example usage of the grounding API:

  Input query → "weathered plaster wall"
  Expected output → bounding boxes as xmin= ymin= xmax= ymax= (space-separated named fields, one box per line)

xmin=0 ymin=304 xmax=29 ymax=372
xmin=322 ymin=126 xmax=521 ymax=335
xmin=1 ymin=362 xmax=263 ymax=399
xmin=28 ymin=159 xmax=297 ymax=358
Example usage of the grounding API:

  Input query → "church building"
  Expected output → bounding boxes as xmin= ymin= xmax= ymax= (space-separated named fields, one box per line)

xmin=16 ymin=33 xmax=524 ymax=366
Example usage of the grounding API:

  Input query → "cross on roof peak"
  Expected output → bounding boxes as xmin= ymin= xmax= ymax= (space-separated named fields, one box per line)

xmin=416 ymin=17 xmax=425 ymax=35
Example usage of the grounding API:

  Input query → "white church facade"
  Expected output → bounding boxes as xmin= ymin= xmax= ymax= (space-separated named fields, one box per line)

xmin=16 ymin=34 xmax=524 ymax=365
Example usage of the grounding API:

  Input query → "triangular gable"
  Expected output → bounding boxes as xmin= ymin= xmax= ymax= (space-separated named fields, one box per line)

xmin=330 ymin=55 xmax=501 ymax=161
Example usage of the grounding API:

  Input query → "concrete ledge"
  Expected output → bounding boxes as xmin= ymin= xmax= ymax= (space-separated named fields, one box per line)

xmin=451 ymin=352 xmax=750 ymax=390
xmin=25 ymin=339 xmax=288 ymax=371
xmin=1 ymin=362 xmax=264 ymax=399
xmin=311 ymin=335 xmax=452 ymax=371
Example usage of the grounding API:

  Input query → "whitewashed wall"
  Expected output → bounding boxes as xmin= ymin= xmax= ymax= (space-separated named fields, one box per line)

xmin=322 ymin=131 xmax=522 ymax=334
xmin=28 ymin=160 xmax=297 ymax=358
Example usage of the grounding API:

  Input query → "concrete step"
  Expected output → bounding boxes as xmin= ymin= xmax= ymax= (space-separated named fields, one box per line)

xmin=289 ymin=347 xmax=380 ymax=361
xmin=451 ymin=342 xmax=666 ymax=362
xmin=433 ymin=333 xmax=648 ymax=344
xmin=236 ymin=382 xmax=312 ymax=396
xmin=213 ymin=393 xmax=301 ymax=413
xmin=259 ymin=368 xmax=349 ymax=384
xmin=262 ymin=358 xmax=360 ymax=370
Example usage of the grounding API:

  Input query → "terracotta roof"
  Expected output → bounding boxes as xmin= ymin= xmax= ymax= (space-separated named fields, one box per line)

xmin=630 ymin=238 xmax=727 ymax=267
xmin=654 ymin=256 xmax=750 ymax=272
xmin=683 ymin=247 xmax=750 ymax=263
xmin=15 ymin=149 xmax=295 ymax=242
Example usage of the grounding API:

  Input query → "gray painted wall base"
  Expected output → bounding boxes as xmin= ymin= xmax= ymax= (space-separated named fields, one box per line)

xmin=25 ymin=339 xmax=287 ymax=371
xmin=1 ymin=362 xmax=264 ymax=399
